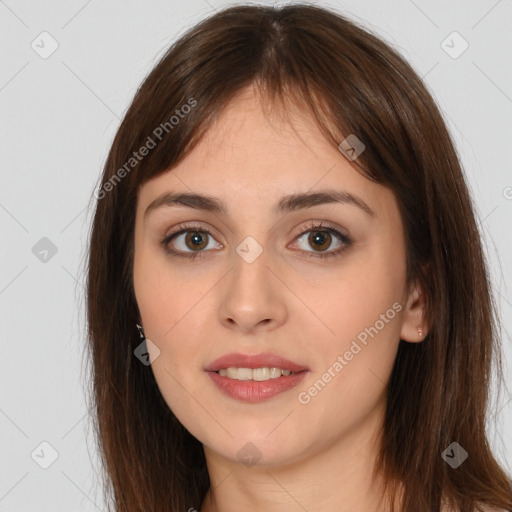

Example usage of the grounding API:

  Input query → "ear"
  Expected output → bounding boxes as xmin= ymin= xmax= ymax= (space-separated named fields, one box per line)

xmin=400 ymin=281 xmax=429 ymax=343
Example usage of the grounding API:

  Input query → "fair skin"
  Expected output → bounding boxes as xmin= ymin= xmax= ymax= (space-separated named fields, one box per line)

xmin=132 ymin=85 xmax=429 ymax=512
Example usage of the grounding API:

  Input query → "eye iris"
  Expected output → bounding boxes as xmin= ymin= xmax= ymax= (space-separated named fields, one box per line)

xmin=185 ymin=231 xmax=208 ymax=251
xmin=309 ymin=231 xmax=331 ymax=251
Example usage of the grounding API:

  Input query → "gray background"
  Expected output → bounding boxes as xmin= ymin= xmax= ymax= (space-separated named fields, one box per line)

xmin=0 ymin=0 xmax=511 ymax=510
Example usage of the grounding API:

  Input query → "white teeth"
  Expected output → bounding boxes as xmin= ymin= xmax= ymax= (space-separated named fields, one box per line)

xmin=217 ymin=367 xmax=296 ymax=381
xmin=236 ymin=368 xmax=252 ymax=381
xmin=252 ymin=367 xmax=269 ymax=381
xmin=269 ymin=367 xmax=281 ymax=378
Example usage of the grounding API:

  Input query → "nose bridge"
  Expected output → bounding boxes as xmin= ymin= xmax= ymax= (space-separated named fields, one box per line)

xmin=230 ymin=236 xmax=275 ymax=302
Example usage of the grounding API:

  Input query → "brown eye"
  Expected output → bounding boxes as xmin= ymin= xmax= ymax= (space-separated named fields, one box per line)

xmin=307 ymin=231 xmax=332 ymax=252
xmin=183 ymin=231 xmax=209 ymax=251
xmin=162 ymin=225 xmax=222 ymax=259
xmin=292 ymin=223 xmax=352 ymax=260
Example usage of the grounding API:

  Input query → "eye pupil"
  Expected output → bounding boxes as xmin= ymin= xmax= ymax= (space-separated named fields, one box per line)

xmin=186 ymin=231 xmax=208 ymax=250
xmin=309 ymin=231 xmax=331 ymax=251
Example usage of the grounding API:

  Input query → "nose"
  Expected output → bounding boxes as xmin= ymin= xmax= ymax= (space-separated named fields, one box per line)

xmin=218 ymin=245 xmax=288 ymax=334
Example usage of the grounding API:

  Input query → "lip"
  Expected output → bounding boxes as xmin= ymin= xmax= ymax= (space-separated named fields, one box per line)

xmin=207 ymin=370 xmax=309 ymax=403
xmin=204 ymin=352 xmax=309 ymax=373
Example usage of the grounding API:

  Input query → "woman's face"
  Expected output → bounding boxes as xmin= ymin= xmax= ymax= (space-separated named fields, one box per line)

xmin=133 ymin=86 xmax=425 ymax=467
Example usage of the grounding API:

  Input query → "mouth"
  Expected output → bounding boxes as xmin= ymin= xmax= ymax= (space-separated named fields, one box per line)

xmin=212 ymin=367 xmax=301 ymax=380
xmin=204 ymin=352 xmax=309 ymax=402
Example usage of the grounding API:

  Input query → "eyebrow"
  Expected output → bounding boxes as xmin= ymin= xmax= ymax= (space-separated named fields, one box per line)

xmin=144 ymin=189 xmax=375 ymax=219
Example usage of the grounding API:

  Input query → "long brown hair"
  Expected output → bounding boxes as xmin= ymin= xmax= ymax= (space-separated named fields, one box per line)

xmin=85 ymin=4 xmax=512 ymax=511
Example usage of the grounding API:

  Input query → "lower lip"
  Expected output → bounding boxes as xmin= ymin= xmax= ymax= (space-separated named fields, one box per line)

xmin=207 ymin=370 xmax=309 ymax=403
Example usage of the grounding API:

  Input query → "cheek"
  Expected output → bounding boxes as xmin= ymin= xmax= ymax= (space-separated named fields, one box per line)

xmin=134 ymin=266 xmax=210 ymax=428
xmin=133 ymin=248 xmax=210 ymax=375
xmin=300 ymin=292 xmax=402 ymax=436
xmin=304 ymin=242 xmax=405 ymax=398
xmin=304 ymin=248 xmax=405 ymax=348
xmin=133 ymin=244 xmax=196 ymax=336
xmin=318 ymin=290 xmax=402 ymax=391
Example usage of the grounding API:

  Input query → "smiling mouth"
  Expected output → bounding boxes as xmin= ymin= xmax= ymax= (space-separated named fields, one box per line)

xmin=213 ymin=367 xmax=301 ymax=381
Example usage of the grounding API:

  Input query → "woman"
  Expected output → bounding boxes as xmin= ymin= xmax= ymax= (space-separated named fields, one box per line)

xmin=86 ymin=4 xmax=512 ymax=511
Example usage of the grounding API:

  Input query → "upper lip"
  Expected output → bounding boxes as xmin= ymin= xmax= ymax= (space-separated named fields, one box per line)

xmin=204 ymin=352 xmax=309 ymax=372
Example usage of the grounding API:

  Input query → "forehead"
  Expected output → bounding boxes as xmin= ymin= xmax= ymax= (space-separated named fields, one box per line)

xmin=194 ymin=86 xmax=337 ymax=164
xmin=137 ymin=86 xmax=397 ymax=223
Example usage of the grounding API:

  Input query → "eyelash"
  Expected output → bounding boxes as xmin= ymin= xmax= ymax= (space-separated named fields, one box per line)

xmin=160 ymin=221 xmax=352 ymax=261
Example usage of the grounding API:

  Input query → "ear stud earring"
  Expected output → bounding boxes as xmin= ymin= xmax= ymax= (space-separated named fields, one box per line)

xmin=136 ymin=323 xmax=145 ymax=340
xmin=417 ymin=326 xmax=424 ymax=338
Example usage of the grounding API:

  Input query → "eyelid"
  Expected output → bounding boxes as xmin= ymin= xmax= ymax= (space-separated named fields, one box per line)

xmin=292 ymin=220 xmax=349 ymax=240
xmin=162 ymin=221 xmax=223 ymax=243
